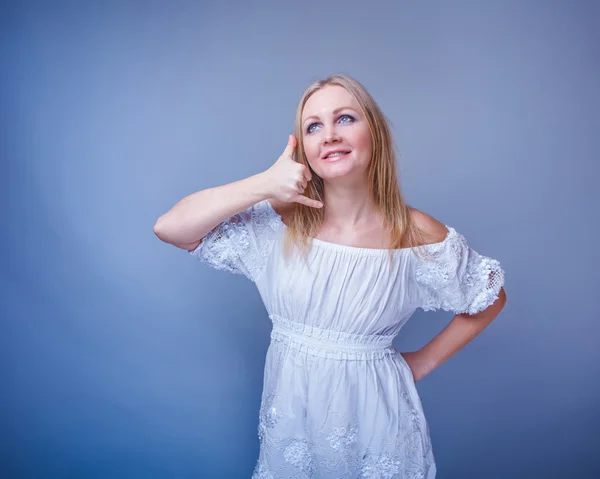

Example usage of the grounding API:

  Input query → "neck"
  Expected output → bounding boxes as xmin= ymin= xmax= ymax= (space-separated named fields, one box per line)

xmin=321 ymin=178 xmax=379 ymax=228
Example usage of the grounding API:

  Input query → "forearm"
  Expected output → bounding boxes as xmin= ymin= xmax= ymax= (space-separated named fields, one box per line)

xmin=419 ymin=288 xmax=507 ymax=374
xmin=153 ymin=172 xmax=272 ymax=246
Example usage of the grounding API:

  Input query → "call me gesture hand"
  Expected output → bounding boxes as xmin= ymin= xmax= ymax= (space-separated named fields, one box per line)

xmin=263 ymin=135 xmax=323 ymax=209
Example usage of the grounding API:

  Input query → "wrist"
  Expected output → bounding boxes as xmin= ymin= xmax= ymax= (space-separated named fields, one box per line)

xmin=248 ymin=171 xmax=274 ymax=201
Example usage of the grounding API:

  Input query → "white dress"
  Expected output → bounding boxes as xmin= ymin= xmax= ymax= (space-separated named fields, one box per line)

xmin=190 ymin=199 xmax=505 ymax=479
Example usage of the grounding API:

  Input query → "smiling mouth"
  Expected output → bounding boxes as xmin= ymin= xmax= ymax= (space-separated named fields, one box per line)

xmin=323 ymin=151 xmax=351 ymax=162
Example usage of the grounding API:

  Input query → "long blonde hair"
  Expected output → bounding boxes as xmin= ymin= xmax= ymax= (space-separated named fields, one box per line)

xmin=283 ymin=74 xmax=428 ymax=266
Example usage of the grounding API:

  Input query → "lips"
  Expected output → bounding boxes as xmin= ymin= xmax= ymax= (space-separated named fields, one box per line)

xmin=322 ymin=149 xmax=351 ymax=161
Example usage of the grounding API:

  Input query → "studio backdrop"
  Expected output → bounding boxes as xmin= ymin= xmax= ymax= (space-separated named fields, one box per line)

xmin=2 ymin=1 xmax=598 ymax=478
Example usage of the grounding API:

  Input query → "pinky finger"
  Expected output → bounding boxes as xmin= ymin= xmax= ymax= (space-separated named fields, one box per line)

xmin=295 ymin=195 xmax=323 ymax=208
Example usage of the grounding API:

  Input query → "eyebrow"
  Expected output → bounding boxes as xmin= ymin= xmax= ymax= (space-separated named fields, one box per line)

xmin=302 ymin=106 xmax=358 ymax=125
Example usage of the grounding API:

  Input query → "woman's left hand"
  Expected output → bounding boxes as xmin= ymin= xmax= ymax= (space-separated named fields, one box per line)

xmin=400 ymin=350 xmax=434 ymax=383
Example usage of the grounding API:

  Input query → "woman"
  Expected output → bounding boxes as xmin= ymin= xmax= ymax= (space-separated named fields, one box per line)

xmin=154 ymin=74 xmax=506 ymax=478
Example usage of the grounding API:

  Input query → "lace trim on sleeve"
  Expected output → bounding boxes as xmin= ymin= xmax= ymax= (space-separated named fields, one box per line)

xmin=190 ymin=200 xmax=282 ymax=282
xmin=192 ymin=213 xmax=252 ymax=276
xmin=415 ymin=228 xmax=505 ymax=315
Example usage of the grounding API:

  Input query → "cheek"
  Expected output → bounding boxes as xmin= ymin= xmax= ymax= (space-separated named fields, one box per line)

xmin=354 ymin=129 xmax=373 ymax=158
xmin=302 ymin=136 xmax=321 ymax=162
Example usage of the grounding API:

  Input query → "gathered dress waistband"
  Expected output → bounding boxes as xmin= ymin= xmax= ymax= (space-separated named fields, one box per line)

xmin=269 ymin=314 xmax=396 ymax=359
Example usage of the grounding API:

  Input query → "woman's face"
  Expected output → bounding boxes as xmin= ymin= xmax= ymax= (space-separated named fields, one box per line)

xmin=301 ymin=85 xmax=372 ymax=182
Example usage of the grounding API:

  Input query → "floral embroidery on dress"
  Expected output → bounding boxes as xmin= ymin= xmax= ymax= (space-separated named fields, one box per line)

xmin=258 ymin=394 xmax=279 ymax=442
xmin=402 ymin=409 xmax=421 ymax=430
xmin=327 ymin=425 xmax=358 ymax=452
xmin=283 ymin=439 xmax=315 ymax=474
xmin=254 ymin=392 xmax=433 ymax=478
xmin=251 ymin=461 xmax=274 ymax=479
xmin=403 ymin=431 xmax=425 ymax=461
xmin=360 ymin=452 xmax=402 ymax=478
xmin=404 ymin=464 xmax=427 ymax=479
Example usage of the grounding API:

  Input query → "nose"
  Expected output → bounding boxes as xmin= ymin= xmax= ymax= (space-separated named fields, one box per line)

xmin=323 ymin=125 xmax=341 ymax=144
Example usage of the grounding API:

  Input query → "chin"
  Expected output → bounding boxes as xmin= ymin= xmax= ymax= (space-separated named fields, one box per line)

xmin=318 ymin=164 xmax=363 ymax=182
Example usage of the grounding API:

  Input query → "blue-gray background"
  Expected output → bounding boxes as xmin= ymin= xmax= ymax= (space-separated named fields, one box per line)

xmin=2 ymin=1 xmax=598 ymax=478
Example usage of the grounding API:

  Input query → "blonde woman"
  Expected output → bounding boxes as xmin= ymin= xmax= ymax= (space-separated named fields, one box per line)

xmin=154 ymin=74 xmax=506 ymax=478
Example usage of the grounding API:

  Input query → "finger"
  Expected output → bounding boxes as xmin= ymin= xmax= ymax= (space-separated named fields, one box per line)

xmin=302 ymin=167 xmax=312 ymax=182
xmin=282 ymin=134 xmax=297 ymax=158
xmin=295 ymin=195 xmax=323 ymax=208
xmin=296 ymin=179 xmax=307 ymax=191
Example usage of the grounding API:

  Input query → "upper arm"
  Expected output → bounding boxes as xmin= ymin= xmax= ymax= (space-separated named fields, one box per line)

xmin=409 ymin=207 xmax=450 ymax=246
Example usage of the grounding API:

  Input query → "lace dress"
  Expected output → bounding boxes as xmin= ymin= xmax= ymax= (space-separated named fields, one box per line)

xmin=190 ymin=199 xmax=505 ymax=479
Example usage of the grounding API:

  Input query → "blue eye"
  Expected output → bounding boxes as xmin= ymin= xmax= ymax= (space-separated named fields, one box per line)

xmin=307 ymin=123 xmax=320 ymax=134
xmin=339 ymin=114 xmax=355 ymax=124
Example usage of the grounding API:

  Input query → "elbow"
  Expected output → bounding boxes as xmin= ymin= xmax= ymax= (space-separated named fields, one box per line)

xmin=153 ymin=215 xmax=171 ymax=243
xmin=497 ymin=287 xmax=507 ymax=308
xmin=487 ymin=287 xmax=506 ymax=318
xmin=153 ymin=216 xmax=202 ymax=251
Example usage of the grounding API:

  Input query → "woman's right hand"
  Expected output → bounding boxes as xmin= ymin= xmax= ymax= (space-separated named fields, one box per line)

xmin=262 ymin=135 xmax=323 ymax=208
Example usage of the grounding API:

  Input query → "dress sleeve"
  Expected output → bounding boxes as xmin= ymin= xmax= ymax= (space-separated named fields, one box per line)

xmin=414 ymin=227 xmax=505 ymax=315
xmin=188 ymin=199 xmax=282 ymax=282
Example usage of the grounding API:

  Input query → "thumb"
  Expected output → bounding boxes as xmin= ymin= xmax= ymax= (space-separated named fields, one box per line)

xmin=282 ymin=134 xmax=297 ymax=158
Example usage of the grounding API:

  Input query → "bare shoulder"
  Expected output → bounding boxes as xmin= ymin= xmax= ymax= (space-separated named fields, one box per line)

xmin=408 ymin=207 xmax=450 ymax=245
xmin=267 ymin=198 xmax=294 ymax=225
